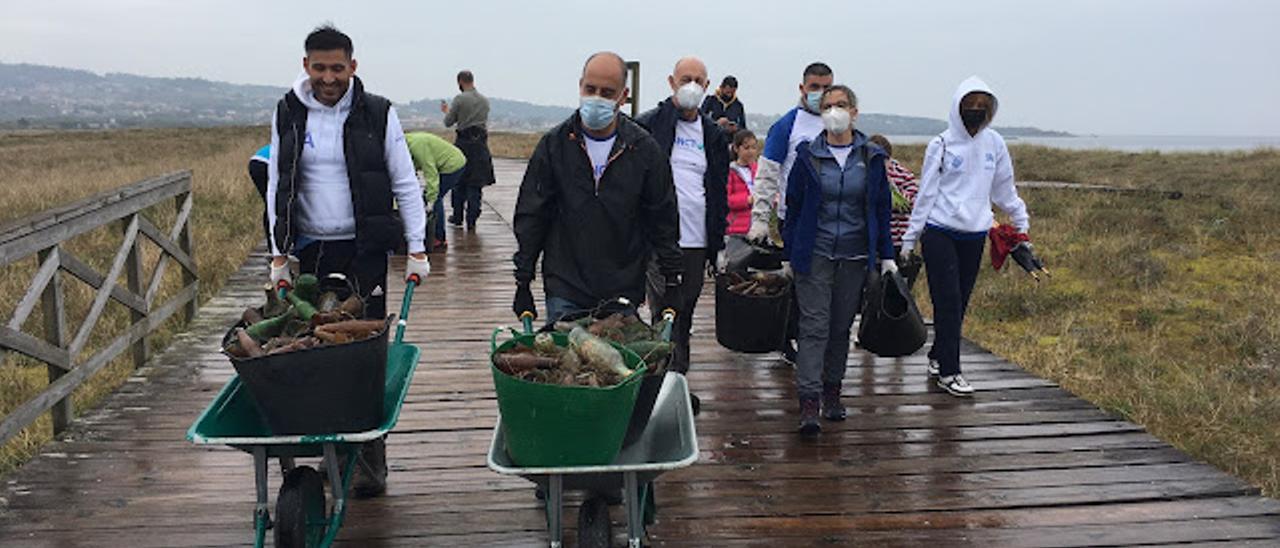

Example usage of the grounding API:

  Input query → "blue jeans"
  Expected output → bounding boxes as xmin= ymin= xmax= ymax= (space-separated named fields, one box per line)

xmin=544 ymin=295 xmax=637 ymax=329
xmin=432 ymin=169 xmax=464 ymax=240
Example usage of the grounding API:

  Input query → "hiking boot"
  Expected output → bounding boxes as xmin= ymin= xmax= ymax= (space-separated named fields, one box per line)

xmin=937 ymin=374 xmax=975 ymax=397
xmin=927 ymin=359 xmax=940 ymax=377
xmin=821 ymin=384 xmax=846 ymax=421
xmin=351 ymin=437 xmax=388 ymax=498
xmin=798 ymin=397 xmax=821 ymax=436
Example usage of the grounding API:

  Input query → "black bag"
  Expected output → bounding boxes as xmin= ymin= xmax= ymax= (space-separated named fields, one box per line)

xmin=857 ymin=270 xmax=927 ymax=358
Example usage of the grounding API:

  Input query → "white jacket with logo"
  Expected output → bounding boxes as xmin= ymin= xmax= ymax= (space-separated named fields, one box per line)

xmin=901 ymin=76 xmax=1029 ymax=252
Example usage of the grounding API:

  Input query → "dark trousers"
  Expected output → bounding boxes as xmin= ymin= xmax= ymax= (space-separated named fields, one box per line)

xmin=450 ymin=184 xmax=483 ymax=225
xmin=431 ymin=169 xmax=464 ymax=242
xmin=295 ymin=239 xmax=390 ymax=319
xmin=921 ymin=228 xmax=985 ymax=377
xmin=248 ymin=159 xmax=269 ymax=242
xmin=646 ymin=248 xmax=707 ymax=374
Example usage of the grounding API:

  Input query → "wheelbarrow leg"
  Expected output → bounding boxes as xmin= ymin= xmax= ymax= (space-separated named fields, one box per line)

xmin=624 ymin=471 xmax=645 ymax=548
xmin=545 ymin=474 xmax=563 ymax=548
xmin=252 ymin=446 xmax=270 ymax=548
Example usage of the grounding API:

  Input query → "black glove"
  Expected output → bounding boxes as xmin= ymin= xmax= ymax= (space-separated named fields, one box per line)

xmin=513 ymin=282 xmax=537 ymax=320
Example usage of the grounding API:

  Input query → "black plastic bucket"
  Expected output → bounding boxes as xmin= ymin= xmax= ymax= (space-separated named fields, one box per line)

xmin=225 ymin=316 xmax=392 ymax=435
xmin=714 ymin=275 xmax=792 ymax=353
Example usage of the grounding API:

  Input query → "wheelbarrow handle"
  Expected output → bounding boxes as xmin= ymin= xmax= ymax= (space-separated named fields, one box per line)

xmin=394 ymin=277 xmax=420 ymax=345
xmin=520 ymin=311 xmax=535 ymax=335
xmin=659 ymin=309 xmax=676 ymax=342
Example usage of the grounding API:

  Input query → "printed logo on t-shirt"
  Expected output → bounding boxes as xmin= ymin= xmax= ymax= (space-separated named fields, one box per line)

xmin=304 ymin=132 xmax=315 ymax=148
xmin=594 ymin=163 xmax=607 ymax=180
xmin=674 ymin=135 xmax=704 ymax=152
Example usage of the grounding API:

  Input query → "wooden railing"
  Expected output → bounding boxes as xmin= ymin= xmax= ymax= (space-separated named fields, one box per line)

xmin=0 ymin=171 xmax=198 ymax=444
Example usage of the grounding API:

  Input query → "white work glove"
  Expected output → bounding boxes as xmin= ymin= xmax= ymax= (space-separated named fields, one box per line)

xmin=900 ymin=241 xmax=915 ymax=256
xmin=880 ymin=259 xmax=899 ymax=275
xmin=745 ymin=221 xmax=770 ymax=244
xmin=780 ymin=261 xmax=794 ymax=279
xmin=405 ymin=254 xmax=431 ymax=282
xmin=269 ymin=259 xmax=292 ymax=290
xmin=714 ymin=250 xmax=728 ymax=273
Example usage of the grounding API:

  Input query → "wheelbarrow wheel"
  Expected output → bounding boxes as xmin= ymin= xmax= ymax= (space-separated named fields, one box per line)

xmin=275 ymin=466 xmax=327 ymax=548
xmin=577 ymin=495 xmax=612 ymax=548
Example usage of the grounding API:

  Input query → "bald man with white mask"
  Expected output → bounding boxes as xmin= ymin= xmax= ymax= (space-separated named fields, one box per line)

xmin=636 ymin=56 xmax=729 ymax=413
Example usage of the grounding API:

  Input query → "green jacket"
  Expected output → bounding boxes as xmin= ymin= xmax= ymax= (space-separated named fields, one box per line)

xmin=405 ymin=132 xmax=467 ymax=204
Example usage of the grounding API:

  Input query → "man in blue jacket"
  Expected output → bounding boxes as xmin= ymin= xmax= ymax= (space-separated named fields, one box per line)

xmin=636 ymin=56 xmax=729 ymax=413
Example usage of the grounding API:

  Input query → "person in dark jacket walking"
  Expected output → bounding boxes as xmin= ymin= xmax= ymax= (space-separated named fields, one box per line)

xmin=701 ymin=75 xmax=747 ymax=134
xmin=636 ymin=56 xmax=729 ymax=411
xmin=441 ymin=70 xmax=495 ymax=229
xmin=512 ymin=51 xmax=683 ymax=328
xmin=781 ymin=85 xmax=897 ymax=436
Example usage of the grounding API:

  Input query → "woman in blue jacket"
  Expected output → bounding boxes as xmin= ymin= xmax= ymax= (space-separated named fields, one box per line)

xmin=782 ymin=85 xmax=898 ymax=436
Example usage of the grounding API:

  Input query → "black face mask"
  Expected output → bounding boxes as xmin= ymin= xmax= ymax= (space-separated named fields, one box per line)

xmin=961 ymin=108 xmax=987 ymax=132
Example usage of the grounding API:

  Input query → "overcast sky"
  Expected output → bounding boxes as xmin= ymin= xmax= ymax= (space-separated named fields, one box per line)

xmin=3 ymin=0 xmax=1277 ymax=136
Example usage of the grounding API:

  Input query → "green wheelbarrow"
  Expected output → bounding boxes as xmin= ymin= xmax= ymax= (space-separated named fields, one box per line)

xmin=187 ymin=278 xmax=422 ymax=548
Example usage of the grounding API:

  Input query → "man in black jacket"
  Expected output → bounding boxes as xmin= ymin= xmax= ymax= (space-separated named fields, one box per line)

xmin=636 ymin=56 xmax=729 ymax=397
xmin=701 ymin=75 xmax=747 ymax=134
xmin=512 ymin=51 xmax=683 ymax=326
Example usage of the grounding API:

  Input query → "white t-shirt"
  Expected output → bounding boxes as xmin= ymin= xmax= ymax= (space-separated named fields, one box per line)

xmin=671 ymin=119 xmax=708 ymax=248
xmin=584 ymin=133 xmax=616 ymax=189
xmin=831 ymin=143 xmax=854 ymax=169
xmin=779 ymin=109 xmax=825 ymax=218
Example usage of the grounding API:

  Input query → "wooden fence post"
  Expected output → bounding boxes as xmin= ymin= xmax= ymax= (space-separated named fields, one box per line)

xmin=38 ymin=246 xmax=71 ymax=434
xmin=124 ymin=213 xmax=148 ymax=369
xmin=177 ymin=191 xmax=198 ymax=322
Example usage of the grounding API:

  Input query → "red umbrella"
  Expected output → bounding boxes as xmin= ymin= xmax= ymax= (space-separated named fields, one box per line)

xmin=989 ymin=224 xmax=1050 ymax=281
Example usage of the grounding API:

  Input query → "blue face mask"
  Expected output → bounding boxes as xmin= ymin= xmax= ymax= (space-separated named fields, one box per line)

xmin=579 ymin=95 xmax=618 ymax=131
xmin=805 ymin=91 xmax=823 ymax=113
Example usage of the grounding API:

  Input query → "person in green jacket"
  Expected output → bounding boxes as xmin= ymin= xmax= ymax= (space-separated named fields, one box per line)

xmin=405 ymin=132 xmax=467 ymax=251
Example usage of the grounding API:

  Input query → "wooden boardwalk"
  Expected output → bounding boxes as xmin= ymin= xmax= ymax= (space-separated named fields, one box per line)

xmin=2 ymin=158 xmax=1278 ymax=547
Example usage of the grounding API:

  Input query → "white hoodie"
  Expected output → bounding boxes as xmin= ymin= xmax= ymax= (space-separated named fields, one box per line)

xmin=901 ymin=76 xmax=1029 ymax=252
xmin=266 ymin=73 xmax=426 ymax=255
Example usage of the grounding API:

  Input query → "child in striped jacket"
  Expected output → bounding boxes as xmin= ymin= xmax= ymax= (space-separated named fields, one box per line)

xmin=868 ymin=134 xmax=919 ymax=253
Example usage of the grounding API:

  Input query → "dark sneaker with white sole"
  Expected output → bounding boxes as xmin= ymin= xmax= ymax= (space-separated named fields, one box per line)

xmin=927 ymin=359 xmax=940 ymax=377
xmin=937 ymin=374 xmax=974 ymax=397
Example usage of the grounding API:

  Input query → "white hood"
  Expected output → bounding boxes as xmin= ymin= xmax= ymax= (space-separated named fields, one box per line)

xmin=945 ymin=76 xmax=999 ymax=141
xmin=899 ymin=76 xmax=1028 ymax=248
xmin=291 ymin=71 xmax=355 ymax=111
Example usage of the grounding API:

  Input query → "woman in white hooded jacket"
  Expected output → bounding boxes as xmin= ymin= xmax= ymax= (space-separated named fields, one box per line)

xmin=900 ymin=76 xmax=1030 ymax=397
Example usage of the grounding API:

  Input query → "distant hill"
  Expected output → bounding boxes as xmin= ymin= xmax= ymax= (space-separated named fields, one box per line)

xmin=0 ymin=62 xmax=1069 ymax=137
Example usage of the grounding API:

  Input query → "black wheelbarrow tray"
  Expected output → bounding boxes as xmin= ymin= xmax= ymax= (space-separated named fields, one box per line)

xmin=186 ymin=280 xmax=422 ymax=548
xmin=486 ymin=372 xmax=699 ymax=548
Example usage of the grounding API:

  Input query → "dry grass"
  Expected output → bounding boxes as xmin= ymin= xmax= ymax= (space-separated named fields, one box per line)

xmin=891 ymin=143 xmax=1280 ymax=496
xmin=0 ymin=126 xmax=266 ymax=474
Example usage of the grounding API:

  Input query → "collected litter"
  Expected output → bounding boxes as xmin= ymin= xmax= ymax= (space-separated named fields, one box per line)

xmin=223 ymin=274 xmax=382 ymax=359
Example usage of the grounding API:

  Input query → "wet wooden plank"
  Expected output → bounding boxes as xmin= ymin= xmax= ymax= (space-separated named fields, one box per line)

xmin=2 ymin=158 xmax=1277 ymax=546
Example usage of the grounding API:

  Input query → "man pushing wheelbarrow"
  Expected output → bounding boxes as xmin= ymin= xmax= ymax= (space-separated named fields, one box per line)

xmin=502 ymin=51 xmax=699 ymax=547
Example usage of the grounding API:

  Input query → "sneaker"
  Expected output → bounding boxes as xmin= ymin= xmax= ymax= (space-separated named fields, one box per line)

xmin=797 ymin=397 xmax=821 ymax=436
xmin=821 ymin=384 xmax=846 ymax=421
xmin=937 ymin=374 xmax=975 ymax=397
xmin=351 ymin=438 xmax=388 ymax=498
xmin=447 ymin=214 xmax=463 ymax=227
xmin=927 ymin=359 xmax=940 ymax=377
xmin=430 ymin=238 xmax=447 ymax=251
xmin=780 ymin=340 xmax=798 ymax=366
xmin=466 ymin=221 xmax=477 ymax=231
